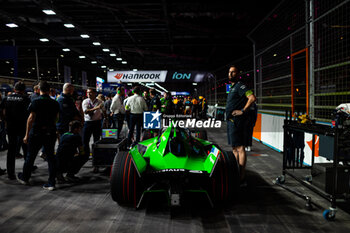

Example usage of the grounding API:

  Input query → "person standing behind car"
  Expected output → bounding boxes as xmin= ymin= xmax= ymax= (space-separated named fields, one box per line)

xmin=125 ymin=86 xmax=148 ymax=147
xmin=81 ymin=88 xmax=103 ymax=171
xmin=110 ymin=87 xmax=125 ymax=138
xmin=149 ymin=88 xmax=161 ymax=111
xmin=104 ymin=94 xmax=113 ymax=128
xmin=56 ymin=83 xmax=81 ymax=139
xmin=1 ymin=81 xmax=30 ymax=180
xmin=123 ymin=90 xmax=133 ymax=130
xmin=225 ymin=65 xmax=256 ymax=185
xmin=17 ymin=81 xmax=59 ymax=190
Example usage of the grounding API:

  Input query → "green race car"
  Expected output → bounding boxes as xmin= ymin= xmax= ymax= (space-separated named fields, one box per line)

xmin=110 ymin=124 xmax=240 ymax=208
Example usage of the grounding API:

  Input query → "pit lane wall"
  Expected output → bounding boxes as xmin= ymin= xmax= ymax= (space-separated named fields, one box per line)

xmin=208 ymin=106 xmax=331 ymax=165
xmin=253 ymin=113 xmax=331 ymax=165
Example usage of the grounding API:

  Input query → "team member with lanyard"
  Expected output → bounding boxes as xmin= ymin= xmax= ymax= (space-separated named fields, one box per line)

xmin=225 ymin=65 xmax=256 ymax=185
xmin=82 ymin=88 xmax=103 ymax=172
xmin=17 ymin=81 xmax=59 ymax=190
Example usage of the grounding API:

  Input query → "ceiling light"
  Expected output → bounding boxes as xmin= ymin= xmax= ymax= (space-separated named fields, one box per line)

xmin=133 ymin=69 xmax=138 ymax=72
xmin=64 ymin=24 xmax=75 ymax=28
xmin=6 ymin=23 xmax=18 ymax=28
xmin=192 ymin=83 xmax=197 ymax=86
xmin=62 ymin=48 xmax=70 ymax=52
xmin=42 ymin=10 xmax=56 ymax=15
xmin=101 ymin=65 xmax=106 ymax=68
xmin=32 ymin=67 xmax=35 ymax=70
xmin=110 ymin=53 xmax=116 ymax=57
xmin=122 ymin=61 xmax=127 ymax=64
xmin=109 ymin=69 xmax=114 ymax=71
xmin=80 ymin=34 xmax=90 ymax=38
xmin=273 ymin=53 xmax=277 ymax=57
xmin=93 ymin=42 xmax=101 ymax=46
xmin=6 ymin=61 xmax=10 ymax=64
xmin=79 ymin=56 xmax=86 ymax=59
xmin=91 ymin=61 xmax=97 ymax=64
xmin=116 ymin=58 xmax=122 ymax=61
xmin=102 ymin=48 xmax=110 ymax=52
xmin=39 ymin=38 xmax=49 ymax=42
xmin=60 ymin=55 xmax=64 ymax=57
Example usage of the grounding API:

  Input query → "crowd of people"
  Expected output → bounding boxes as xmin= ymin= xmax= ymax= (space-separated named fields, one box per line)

xmin=0 ymin=71 xmax=257 ymax=189
xmin=0 ymin=80 xmax=210 ymax=190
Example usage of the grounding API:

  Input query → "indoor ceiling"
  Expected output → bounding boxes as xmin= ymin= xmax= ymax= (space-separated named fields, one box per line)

xmin=0 ymin=0 xmax=281 ymax=79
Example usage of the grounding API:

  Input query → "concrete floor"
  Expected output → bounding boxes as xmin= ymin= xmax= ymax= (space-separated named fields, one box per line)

xmin=0 ymin=123 xmax=350 ymax=233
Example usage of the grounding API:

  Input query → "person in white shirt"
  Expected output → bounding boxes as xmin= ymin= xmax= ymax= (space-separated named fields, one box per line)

xmin=110 ymin=87 xmax=125 ymax=138
xmin=81 ymin=88 xmax=103 ymax=169
xmin=125 ymin=86 xmax=148 ymax=146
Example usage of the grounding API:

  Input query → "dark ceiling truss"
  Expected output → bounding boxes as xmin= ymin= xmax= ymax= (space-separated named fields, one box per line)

xmin=32 ymin=0 xmax=114 ymax=66
xmin=0 ymin=0 xmax=281 ymax=73
xmin=0 ymin=8 xmax=96 ymax=61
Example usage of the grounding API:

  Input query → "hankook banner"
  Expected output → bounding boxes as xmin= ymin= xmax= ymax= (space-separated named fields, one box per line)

xmin=107 ymin=70 xmax=215 ymax=83
xmin=107 ymin=70 xmax=167 ymax=83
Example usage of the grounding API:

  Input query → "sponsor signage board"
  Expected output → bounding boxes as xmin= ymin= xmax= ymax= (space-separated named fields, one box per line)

xmin=107 ymin=70 xmax=215 ymax=83
xmin=167 ymin=71 xmax=215 ymax=82
xmin=108 ymin=70 xmax=167 ymax=83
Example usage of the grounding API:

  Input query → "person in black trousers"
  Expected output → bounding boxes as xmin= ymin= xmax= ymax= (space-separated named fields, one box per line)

xmin=1 ymin=81 xmax=30 ymax=180
xmin=17 ymin=81 xmax=59 ymax=191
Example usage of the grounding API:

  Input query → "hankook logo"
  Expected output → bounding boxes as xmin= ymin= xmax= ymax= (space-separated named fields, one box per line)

xmin=114 ymin=73 xmax=123 ymax=79
xmin=108 ymin=70 xmax=168 ymax=83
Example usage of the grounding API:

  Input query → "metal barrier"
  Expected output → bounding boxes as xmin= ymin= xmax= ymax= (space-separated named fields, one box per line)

xmin=274 ymin=111 xmax=350 ymax=220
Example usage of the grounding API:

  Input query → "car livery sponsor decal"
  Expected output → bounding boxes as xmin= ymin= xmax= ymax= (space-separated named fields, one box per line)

xmin=209 ymin=147 xmax=220 ymax=164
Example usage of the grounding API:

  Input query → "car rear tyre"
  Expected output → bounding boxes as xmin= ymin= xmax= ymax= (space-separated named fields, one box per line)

xmin=210 ymin=151 xmax=240 ymax=203
xmin=110 ymin=151 xmax=142 ymax=207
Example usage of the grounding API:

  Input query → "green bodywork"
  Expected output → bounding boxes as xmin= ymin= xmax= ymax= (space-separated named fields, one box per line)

xmin=129 ymin=125 xmax=221 ymax=175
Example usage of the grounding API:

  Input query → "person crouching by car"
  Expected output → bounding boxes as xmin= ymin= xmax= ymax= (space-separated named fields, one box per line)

xmin=56 ymin=120 xmax=84 ymax=183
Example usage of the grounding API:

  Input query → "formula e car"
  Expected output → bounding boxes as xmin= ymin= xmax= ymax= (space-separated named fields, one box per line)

xmin=110 ymin=124 xmax=240 ymax=208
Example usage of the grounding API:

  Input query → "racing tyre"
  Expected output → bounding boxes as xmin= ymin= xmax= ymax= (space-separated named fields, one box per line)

xmin=210 ymin=151 xmax=240 ymax=203
xmin=110 ymin=151 xmax=142 ymax=207
xmin=196 ymin=130 xmax=208 ymax=140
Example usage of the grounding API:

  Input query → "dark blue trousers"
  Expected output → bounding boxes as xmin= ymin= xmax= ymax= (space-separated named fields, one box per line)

xmin=22 ymin=129 xmax=57 ymax=185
